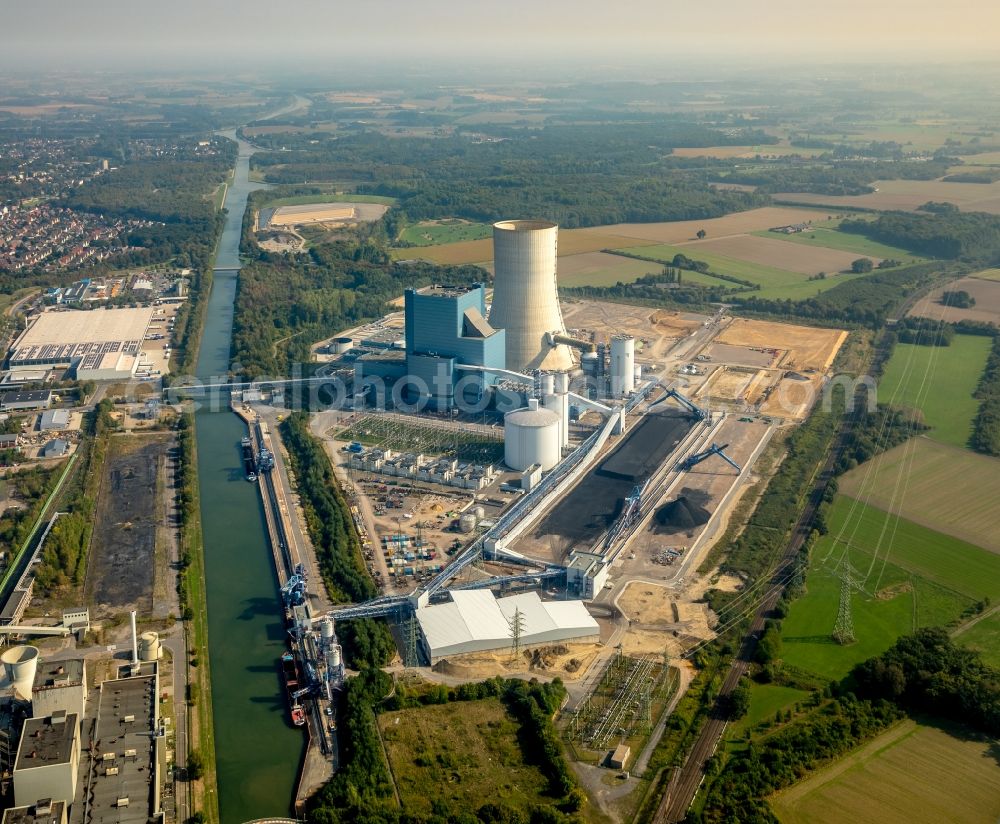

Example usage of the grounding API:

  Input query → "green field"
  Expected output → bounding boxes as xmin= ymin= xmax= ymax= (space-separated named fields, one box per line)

xmin=265 ymin=192 xmax=397 ymax=208
xmin=877 ymin=334 xmax=992 ymax=448
xmin=957 ymin=610 xmax=1000 ymax=669
xmin=399 ymin=219 xmax=491 ymax=247
xmin=780 ymin=495 xmax=1000 ymax=681
xmin=734 ymin=684 xmax=811 ymax=736
xmin=771 ymin=720 xmax=1000 ymax=824
xmin=752 ymin=227 xmax=926 ymax=263
xmin=971 ymin=267 xmax=1000 ymax=281
xmin=378 ymin=699 xmax=550 ymax=818
xmin=622 ymin=243 xmax=805 ymax=289
xmin=751 ymin=272 xmax=869 ymax=301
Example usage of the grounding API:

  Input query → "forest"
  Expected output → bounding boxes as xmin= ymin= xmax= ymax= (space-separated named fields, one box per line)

xmin=231 ymin=238 xmax=484 ymax=377
xmin=247 ymin=123 xmax=769 ymax=228
xmin=970 ymin=334 xmax=1000 ymax=456
xmin=840 ymin=210 xmax=1000 ymax=261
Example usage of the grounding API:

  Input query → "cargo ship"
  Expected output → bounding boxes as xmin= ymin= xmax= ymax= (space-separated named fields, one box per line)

xmin=241 ymin=435 xmax=257 ymax=481
xmin=280 ymin=651 xmax=307 ymax=726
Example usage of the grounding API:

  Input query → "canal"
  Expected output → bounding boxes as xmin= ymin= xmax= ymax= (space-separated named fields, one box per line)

xmin=193 ymin=131 xmax=304 ymax=823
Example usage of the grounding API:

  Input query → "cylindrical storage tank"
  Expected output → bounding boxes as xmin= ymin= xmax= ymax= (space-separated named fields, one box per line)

xmin=581 ymin=351 xmax=598 ymax=373
xmin=329 ymin=645 xmax=343 ymax=669
xmin=459 ymin=513 xmax=478 ymax=533
xmin=320 ymin=618 xmax=336 ymax=642
xmin=504 ymin=399 xmax=561 ymax=471
xmin=472 ymin=505 xmax=486 ymax=520
xmin=330 ymin=336 xmax=353 ymax=354
xmin=634 ymin=364 xmax=643 ymax=382
xmin=542 ymin=393 xmax=563 ymax=450
xmin=539 ymin=373 xmax=555 ymax=397
xmin=138 ymin=631 xmax=160 ymax=662
xmin=610 ymin=335 xmax=636 ymax=397
xmin=489 ymin=221 xmax=574 ymax=372
xmin=554 ymin=372 xmax=570 ymax=395
xmin=2 ymin=645 xmax=39 ymax=697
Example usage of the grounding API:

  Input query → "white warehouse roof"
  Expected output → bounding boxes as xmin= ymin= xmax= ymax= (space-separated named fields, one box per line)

xmin=416 ymin=590 xmax=599 ymax=661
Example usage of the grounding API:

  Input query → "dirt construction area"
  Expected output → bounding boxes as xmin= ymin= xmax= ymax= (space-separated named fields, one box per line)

xmin=908 ymin=276 xmax=1000 ymax=325
xmin=716 ymin=318 xmax=847 ymax=371
xmin=86 ymin=435 xmax=171 ymax=617
xmin=560 ymin=300 xmax=707 ymax=363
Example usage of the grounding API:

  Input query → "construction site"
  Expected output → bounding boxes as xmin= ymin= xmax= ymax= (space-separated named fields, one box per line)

xmin=229 ymin=219 xmax=847 ymax=811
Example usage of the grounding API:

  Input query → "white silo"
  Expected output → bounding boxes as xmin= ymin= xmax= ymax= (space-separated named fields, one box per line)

xmin=2 ymin=645 xmax=39 ymax=699
xmin=504 ymin=399 xmax=561 ymax=471
xmin=139 ymin=631 xmax=161 ymax=662
xmin=610 ymin=336 xmax=636 ymax=398
xmin=320 ymin=617 xmax=336 ymax=643
xmin=489 ymin=220 xmax=574 ymax=372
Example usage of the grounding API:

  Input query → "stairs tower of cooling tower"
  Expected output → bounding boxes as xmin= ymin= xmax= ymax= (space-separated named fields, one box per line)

xmin=488 ymin=220 xmax=574 ymax=372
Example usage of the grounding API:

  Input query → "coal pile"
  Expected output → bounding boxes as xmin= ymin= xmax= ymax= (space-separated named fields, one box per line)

xmin=654 ymin=493 xmax=710 ymax=533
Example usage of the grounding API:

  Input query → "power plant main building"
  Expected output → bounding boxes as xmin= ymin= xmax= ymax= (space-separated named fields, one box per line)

xmin=488 ymin=220 xmax=574 ymax=372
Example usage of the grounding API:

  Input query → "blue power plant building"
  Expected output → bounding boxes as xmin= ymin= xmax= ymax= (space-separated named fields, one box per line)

xmin=403 ymin=283 xmax=506 ymax=409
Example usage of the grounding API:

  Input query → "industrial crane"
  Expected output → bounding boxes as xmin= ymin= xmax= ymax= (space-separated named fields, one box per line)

xmin=660 ymin=387 xmax=708 ymax=421
xmin=678 ymin=443 xmax=742 ymax=473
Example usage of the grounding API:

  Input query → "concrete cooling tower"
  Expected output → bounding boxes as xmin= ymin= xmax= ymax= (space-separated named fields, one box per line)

xmin=489 ymin=220 xmax=574 ymax=372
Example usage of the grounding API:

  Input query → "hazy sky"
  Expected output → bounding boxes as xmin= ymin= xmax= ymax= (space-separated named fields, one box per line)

xmin=3 ymin=0 xmax=999 ymax=71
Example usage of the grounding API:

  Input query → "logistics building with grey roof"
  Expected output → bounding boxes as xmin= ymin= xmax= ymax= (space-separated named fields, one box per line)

xmin=13 ymin=711 xmax=81 ymax=808
xmin=2 ymin=799 xmax=67 ymax=824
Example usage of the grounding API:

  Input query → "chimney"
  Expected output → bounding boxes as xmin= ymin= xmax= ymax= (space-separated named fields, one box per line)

xmin=130 ymin=611 xmax=138 ymax=666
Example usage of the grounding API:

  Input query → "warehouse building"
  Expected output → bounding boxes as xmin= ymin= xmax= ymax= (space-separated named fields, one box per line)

xmin=6 ymin=308 xmax=154 ymax=380
xmin=0 ymin=391 xmax=52 ymax=412
xmin=38 ymin=410 xmax=70 ymax=432
xmin=12 ymin=712 xmax=80 ymax=808
xmin=416 ymin=590 xmax=599 ymax=662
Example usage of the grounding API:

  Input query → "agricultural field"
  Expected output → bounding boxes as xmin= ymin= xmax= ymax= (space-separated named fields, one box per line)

xmin=907 ymin=276 xmax=1000 ymax=325
xmin=399 ymin=219 xmax=491 ymax=247
xmin=774 ymin=178 xmax=1000 ymax=214
xmin=971 ymin=267 xmax=1000 ymax=281
xmin=554 ymin=252 xmax=664 ymax=287
xmin=670 ymin=145 xmax=827 ymax=159
xmin=839 ymin=439 xmax=1000 ymax=554
xmin=392 ymin=228 xmax=656 ymax=265
xmin=378 ymin=698 xmax=549 ymax=818
xmin=752 ymin=226 xmax=926 ymax=263
xmin=751 ymin=272 xmax=871 ymax=301
xmin=579 ymin=206 xmax=832 ymax=245
xmin=780 ymin=495 xmax=1000 ymax=681
xmin=877 ymin=334 xmax=992 ymax=448
xmin=690 ymin=234 xmax=873 ymax=276
xmin=771 ymin=720 xmax=1000 ymax=824
xmin=621 ymin=243 xmax=804 ymax=289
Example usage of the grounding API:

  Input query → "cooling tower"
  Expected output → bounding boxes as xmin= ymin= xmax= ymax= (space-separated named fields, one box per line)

xmin=489 ymin=220 xmax=574 ymax=372
xmin=2 ymin=645 xmax=39 ymax=699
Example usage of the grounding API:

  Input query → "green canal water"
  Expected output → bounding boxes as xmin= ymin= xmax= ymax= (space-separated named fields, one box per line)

xmin=194 ymin=134 xmax=304 ymax=823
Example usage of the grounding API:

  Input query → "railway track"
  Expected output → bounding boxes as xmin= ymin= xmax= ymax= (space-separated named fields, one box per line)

xmin=652 ymin=407 xmax=858 ymax=822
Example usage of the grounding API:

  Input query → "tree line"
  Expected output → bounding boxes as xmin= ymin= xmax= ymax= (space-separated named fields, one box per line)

xmin=970 ymin=334 xmax=1000 ymax=456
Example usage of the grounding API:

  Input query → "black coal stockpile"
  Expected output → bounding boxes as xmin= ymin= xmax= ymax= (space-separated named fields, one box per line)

xmin=655 ymin=495 xmax=710 ymax=532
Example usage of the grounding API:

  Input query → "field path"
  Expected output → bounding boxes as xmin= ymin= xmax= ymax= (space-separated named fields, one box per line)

xmin=951 ymin=603 xmax=1000 ymax=638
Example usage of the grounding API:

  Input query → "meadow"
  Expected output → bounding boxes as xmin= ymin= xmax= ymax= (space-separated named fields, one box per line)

xmin=780 ymin=495 xmax=1000 ymax=681
xmin=771 ymin=720 xmax=1000 ymax=824
xmin=876 ymin=334 xmax=992 ymax=448
xmin=556 ymin=252 xmax=662 ymax=287
xmin=621 ymin=243 xmax=805 ymax=288
xmin=378 ymin=698 xmax=549 ymax=817
xmin=399 ymin=219 xmax=492 ymax=246
xmin=971 ymin=267 xmax=1000 ymax=281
